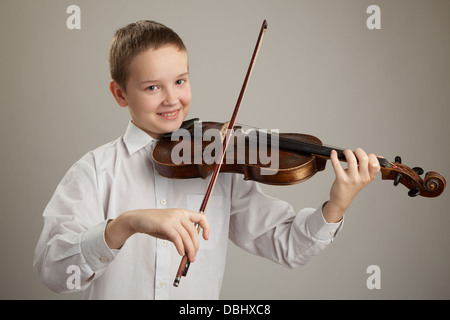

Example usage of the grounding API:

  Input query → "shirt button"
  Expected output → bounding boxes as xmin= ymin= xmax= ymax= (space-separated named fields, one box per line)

xmin=159 ymin=281 xmax=166 ymax=288
xmin=99 ymin=256 xmax=109 ymax=263
xmin=160 ymin=199 xmax=167 ymax=206
xmin=161 ymin=240 xmax=168 ymax=246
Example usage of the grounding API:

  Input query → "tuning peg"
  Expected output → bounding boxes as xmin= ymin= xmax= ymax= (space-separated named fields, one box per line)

xmin=394 ymin=156 xmax=402 ymax=164
xmin=394 ymin=173 xmax=402 ymax=186
xmin=408 ymin=186 xmax=420 ymax=197
xmin=412 ymin=167 xmax=424 ymax=175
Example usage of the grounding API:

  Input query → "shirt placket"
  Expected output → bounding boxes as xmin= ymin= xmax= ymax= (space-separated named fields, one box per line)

xmin=151 ymin=145 xmax=172 ymax=299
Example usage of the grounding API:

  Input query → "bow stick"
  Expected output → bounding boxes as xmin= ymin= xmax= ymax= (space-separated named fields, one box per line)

xmin=173 ymin=19 xmax=268 ymax=287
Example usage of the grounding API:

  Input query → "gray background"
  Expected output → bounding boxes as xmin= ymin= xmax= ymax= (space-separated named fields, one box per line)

xmin=1 ymin=0 xmax=449 ymax=299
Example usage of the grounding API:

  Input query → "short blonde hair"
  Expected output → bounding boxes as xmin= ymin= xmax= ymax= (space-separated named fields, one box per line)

xmin=108 ymin=20 xmax=187 ymax=91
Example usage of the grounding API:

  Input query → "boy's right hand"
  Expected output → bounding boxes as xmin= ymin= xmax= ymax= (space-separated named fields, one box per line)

xmin=105 ymin=209 xmax=210 ymax=262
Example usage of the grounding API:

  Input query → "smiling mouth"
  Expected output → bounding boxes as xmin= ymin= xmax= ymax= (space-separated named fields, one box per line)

xmin=157 ymin=109 xmax=181 ymax=119
xmin=158 ymin=110 xmax=178 ymax=116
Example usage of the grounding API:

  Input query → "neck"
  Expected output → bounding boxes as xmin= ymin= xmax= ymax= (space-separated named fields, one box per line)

xmin=254 ymin=131 xmax=390 ymax=168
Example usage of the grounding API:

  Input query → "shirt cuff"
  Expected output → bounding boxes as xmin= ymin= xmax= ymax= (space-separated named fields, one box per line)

xmin=80 ymin=220 xmax=118 ymax=272
xmin=306 ymin=204 xmax=344 ymax=242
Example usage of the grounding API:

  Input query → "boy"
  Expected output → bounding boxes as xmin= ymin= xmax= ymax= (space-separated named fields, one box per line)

xmin=34 ymin=20 xmax=380 ymax=299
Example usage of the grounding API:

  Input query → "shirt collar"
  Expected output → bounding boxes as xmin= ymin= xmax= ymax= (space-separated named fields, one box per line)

xmin=123 ymin=121 xmax=156 ymax=155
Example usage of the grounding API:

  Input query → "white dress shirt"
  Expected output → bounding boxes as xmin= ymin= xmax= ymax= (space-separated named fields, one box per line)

xmin=34 ymin=121 xmax=342 ymax=299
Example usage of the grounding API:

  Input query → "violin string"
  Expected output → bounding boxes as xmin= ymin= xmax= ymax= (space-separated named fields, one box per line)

xmin=197 ymin=122 xmax=400 ymax=169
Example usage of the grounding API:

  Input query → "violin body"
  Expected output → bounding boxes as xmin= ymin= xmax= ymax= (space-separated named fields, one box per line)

xmin=154 ymin=121 xmax=326 ymax=185
xmin=153 ymin=119 xmax=446 ymax=198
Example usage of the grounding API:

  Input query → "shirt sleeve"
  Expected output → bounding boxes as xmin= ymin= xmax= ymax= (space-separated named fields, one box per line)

xmin=228 ymin=175 xmax=343 ymax=268
xmin=33 ymin=155 xmax=117 ymax=294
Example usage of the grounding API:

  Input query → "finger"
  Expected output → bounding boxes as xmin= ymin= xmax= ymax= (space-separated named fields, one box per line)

xmin=354 ymin=148 xmax=369 ymax=179
xmin=368 ymin=153 xmax=381 ymax=179
xmin=180 ymin=210 xmax=210 ymax=261
xmin=180 ymin=214 xmax=200 ymax=252
xmin=187 ymin=211 xmax=210 ymax=241
xmin=162 ymin=211 xmax=195 ymax=260
xmin=175 ymin=223 xmax=197 ymax=262
xmin=330 ymin=150 xmax=346 ymax=178
xmin=344 ymin=149 xmax=358 ymax=177
xmin=198 ymin=214 xmax=210 ymax=241
xmin=166 ymin=228 xmax=185 ymax=257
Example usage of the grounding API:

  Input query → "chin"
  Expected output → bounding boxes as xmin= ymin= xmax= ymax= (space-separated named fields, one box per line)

xmin=159 ymin=117 xmax=185 ymax=134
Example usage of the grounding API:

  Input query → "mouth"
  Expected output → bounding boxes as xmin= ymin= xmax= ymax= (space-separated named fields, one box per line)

xmin=157 ymin=108 xmax=181 ymax=120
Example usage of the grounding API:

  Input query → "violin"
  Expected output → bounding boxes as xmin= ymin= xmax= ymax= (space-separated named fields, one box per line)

xmin=153 ymin=119 xmax=446 ymax=198
xmin=160 ymin=20 xmax=445 ymax=287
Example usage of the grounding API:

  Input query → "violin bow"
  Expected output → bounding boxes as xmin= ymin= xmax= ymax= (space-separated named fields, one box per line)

xmin=173 ymin=19 xmax=268 ymax=287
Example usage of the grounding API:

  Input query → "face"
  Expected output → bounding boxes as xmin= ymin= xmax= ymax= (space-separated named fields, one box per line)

xmin=110 ymin=45 xmax=191 ymax=138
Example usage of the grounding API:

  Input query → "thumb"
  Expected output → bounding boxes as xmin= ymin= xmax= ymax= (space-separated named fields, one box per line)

xmin=186 ymin=210 xmax=210 ymax=240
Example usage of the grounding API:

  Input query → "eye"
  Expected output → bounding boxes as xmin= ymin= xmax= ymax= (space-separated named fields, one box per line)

xmin=175 ymin=79 xmax=186 ymax=85
xmin=147 ymin=85 xmax=159 ymax=91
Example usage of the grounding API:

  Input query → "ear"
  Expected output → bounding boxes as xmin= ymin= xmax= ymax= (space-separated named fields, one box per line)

xmin=109 ymin=80 xmax=128 ymax=107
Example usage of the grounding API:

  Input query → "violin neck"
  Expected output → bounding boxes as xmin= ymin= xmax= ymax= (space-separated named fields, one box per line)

xmin=277 ymin=135 xmax=345 ymax=160
xmin=262 ymin=133 xmax=390 ymax=168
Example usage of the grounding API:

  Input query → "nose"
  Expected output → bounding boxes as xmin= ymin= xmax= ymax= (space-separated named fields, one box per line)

xmin=162 ymin=87 xmax=179 ymax=106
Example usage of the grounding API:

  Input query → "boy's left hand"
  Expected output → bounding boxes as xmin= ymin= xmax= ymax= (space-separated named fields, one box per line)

xmin=323 ymin=148 xmax=380 ymax=223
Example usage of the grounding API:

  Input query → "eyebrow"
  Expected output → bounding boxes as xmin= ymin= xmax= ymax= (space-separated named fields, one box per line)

xmin=140 ymin=72 xmax=189 ymax=85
